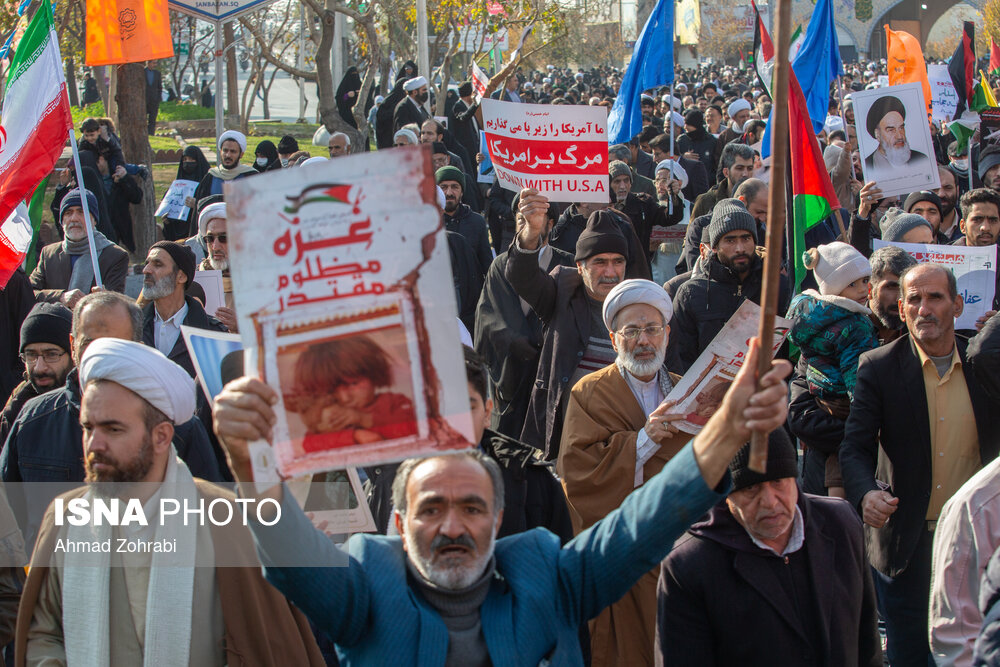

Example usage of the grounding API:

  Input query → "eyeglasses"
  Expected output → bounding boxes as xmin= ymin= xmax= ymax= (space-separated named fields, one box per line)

xmin=20 ymin=349 xmax=67 ymax=364
xmin=204 ymin=233 xmax=227 ymax=244
xmin=616 ymin=325 xmax=665 ymax=340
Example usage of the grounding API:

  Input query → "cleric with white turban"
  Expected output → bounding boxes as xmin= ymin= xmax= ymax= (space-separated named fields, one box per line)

xmin=79 ymin=338 xmax=196 ymax=424
xmin=198 ymin=201 xmax=226 ymax=239
xmin=217 ymin=130 xmax=247 ymax=154
xmin=602 ymin=279 xmax=674 ymax=332
xmin=403 ymin=76 xmax=428 ymax=92
xmin=655 ymin=159 xmax=689 ymax=191
xmin=727 ymin=99 xmax=752 ymax=133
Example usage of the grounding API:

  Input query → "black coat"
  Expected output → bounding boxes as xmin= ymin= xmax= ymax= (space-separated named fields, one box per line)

xmin=657 ymin=493 xmax=882 ymax=667
xmin=675 ymin=129 xmax=718 ymax=179
xmin=839 ymin=335 xmax=1000 ymax=577
xmin=474 ymin=246 xmax=574 ymax=439
xmin=447 ymin=231 xmax=483 ymax=333
xmin=969 ymin=314 xmax=1000 ymax=403
xmin=103 ymin=174 xmax=143 ymax=253
xmin=504 ymin=247 xmax=595 ymax=459
xmin=612 ymin=191 xmax=683 ymax=263
xmin=392 ymin=95 xmax=428 ymax=134
xmin=375 ymin=78 xmax=408 ymax=149
xmin=548 ymin=205 xmax=652 ymax=281
xmin=0 ymin=270 xmax=33 ymax=407
xmin=445 ymin=203 xmax=493 ymax=279
xmin=448 ymin=97 xmax=480 ymax=168
xmin=668 ymin=253 xmax=789 ymax=372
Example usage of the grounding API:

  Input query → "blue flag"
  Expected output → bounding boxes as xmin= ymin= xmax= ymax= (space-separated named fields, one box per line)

xmin=607 ymin=0 xmax=674 ymax=145
xmin=790 ymin=0 xmax=842 ymax=134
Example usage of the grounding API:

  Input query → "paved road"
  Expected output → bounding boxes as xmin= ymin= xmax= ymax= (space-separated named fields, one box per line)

xmin=236 ymin=71 xmax=321 ymax=123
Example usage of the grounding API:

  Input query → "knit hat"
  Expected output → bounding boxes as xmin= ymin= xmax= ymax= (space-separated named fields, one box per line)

xmin=277 ymin=135 xmax=299 ymax=154
xmin=575 ymin=210 xmax=628 ymax=262
xmin=149 ymin=240 xmax=196 ymax=291
xmin=979 ymin=147 xmax=1000 ymax=181
xmin=707 ymin=199 xmax=756 ymax=248
xmin=684 ymin=108 xmax=705 ymax=129
xmin=59 ymin=188 xmax=100 ymax=224
xmin=729 ymin=429 xmax=798 ymax=493
xmin=608 ymin=160 xmax=632 ymax=181
xmin=802 ymin=242 xmax=871 ymax=296
xmin=903 ymin=190 xmax=942 ymax=217
xmin=435 ymin=165 xmax=465 ymax=189
xmin=19 ymin=302 xmax=73 ymax=354
xmin=880 ymin=207 xmax=934 ymax=242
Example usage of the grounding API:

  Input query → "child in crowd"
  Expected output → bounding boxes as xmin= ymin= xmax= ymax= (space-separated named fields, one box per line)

xmin=787 ymin=241 xmax=879 ymax=498
xmin=288 ymin=335 xmax=418 ymax=452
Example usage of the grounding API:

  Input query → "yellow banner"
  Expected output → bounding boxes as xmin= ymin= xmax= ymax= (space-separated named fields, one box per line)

xmin=676 ymin=0 xmax=701 ymax=46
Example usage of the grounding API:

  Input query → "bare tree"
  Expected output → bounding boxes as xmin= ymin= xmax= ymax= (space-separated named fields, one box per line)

xmin=117 ymin=64 xmax=155 ymax=261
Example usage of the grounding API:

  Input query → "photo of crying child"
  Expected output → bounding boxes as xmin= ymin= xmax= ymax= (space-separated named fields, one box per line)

xmin=280 ymin=332 xmax=419 ymax=454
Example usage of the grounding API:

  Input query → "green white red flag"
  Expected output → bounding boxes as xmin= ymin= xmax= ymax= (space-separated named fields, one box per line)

xmin=0 ymin=0 xmax=72 ymax=286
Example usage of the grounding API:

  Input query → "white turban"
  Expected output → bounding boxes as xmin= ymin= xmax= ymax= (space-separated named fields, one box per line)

xmin=404 ymin=76 xmax=428 ymax=92
xmin=79 ymin=339 xmax=196 ymax=424
xmin=676 ymin=82 xmax=688 ymax=92
xmin=727 ymin=99 xmax=752 ymax=118
xmin=301 ymin=156 xmax=330 ymax=167
xmin=668 ymin=111 xmax=685 ymax=128
xmin=602 ymin=279 xmax=674 ymax=331
xmin=393 ymin=128 xmax=418 ymax=145
xmin=662 ymin=94 xmax=683 ymax=111
xmin=654 ymin=159 xmax=689 ymax=190
xmin=198 ymin=202 xmax=226 ymax=238
xmin=217 ymin=130 xmax=247 ymax=153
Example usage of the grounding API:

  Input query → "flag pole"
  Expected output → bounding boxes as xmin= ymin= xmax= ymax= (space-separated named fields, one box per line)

xmin=832 ymin=75 xmax=850 ymax=241
xmin=66 ymin=129 xmax=104 ymax=289
xmin=748 ymin=0 xmax=791 ymax=473
xmin=668 ymin=79 xmax=675 ymax=215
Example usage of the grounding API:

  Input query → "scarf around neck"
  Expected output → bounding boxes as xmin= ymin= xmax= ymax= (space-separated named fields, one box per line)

xmin=64 ymin=231 xmax=114 ymax=292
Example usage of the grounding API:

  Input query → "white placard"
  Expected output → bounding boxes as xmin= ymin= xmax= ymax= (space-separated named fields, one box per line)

xmin=155 ymin=179 xmax=198 ymax=220
xmin=193 ymin=269 xmax=225 ymax=318
xmin=928 ymin=64 xmax=958 ymax=124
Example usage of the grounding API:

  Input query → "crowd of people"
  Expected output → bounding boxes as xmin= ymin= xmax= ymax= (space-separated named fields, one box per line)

xmin=0 ymin=52 xmax=999 ymax=666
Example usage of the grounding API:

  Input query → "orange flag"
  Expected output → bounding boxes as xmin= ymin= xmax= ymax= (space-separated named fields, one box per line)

xmin=86 ymin=0 xmax=173 ymax=66
xmin=885 ymin=26 xmax=932 ymax=115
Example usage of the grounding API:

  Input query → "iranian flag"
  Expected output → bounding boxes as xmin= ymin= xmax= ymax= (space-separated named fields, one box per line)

xmin=471 ymin=62 xmax=490 ymax=102
xmin=0 ymin=0 xmax=72 ymax=264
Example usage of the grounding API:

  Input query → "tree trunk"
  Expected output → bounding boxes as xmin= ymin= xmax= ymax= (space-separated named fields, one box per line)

xmin=116 ymin=64 xmax=156 ymax=262
xmin=93 ymin=65 xmax=110 ymax=112
xmin=65 ymin=56 xmax=80 ymax=108
xmin=108 ymin=67 xmax=119 ymax=128
xmin=224 ymin=22 xmax=240 ymax=129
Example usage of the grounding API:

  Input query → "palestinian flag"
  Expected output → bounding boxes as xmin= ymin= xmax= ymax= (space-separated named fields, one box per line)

xmin=949 ymin=111 xmax=980 ymax=153
xmin=949 ymin=21 xmax=976 ymax=119
xmin=789 ymin=68 xmax=840 ymax=292
xmin=991 ymin=39 xmax=1000 ymax=77
xmin=0 ymin=0 xmax=72 ymax=287
xmin=751 ymin=0 xmax=774 ymax=97
xmin=971 ymin=70 xmax=999 ymax=112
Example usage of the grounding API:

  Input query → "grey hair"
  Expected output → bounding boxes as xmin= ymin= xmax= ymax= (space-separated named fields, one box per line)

xmin=734 ymin=178 xmax=768 ymax=203
xmin=391 ymin=451 xmax=505 ymax=517
xmin=330 ymin=131 xmax=350 ymax=147
xmin=720 ymin=142 xmax=755 ymax=170
xmin=899 ymin=262 xmax=958 ymax=300
xmin=608 ymin=144 xmax=632 ymax=163
xmin=72 ymin=291 xmax=143 ymax=344
xmin=869 ymin=245 xmax=917 ymax=283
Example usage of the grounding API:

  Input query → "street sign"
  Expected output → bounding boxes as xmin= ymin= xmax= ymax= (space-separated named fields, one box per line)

xmin=458 ymin=27 xmax=508 ymax=53
xmin=174 ymin=42 xmax=190 ymax=55
xmin=168 ymin=0 xmax=277 ymax=24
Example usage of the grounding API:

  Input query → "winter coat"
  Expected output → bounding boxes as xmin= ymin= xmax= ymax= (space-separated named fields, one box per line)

xmin=444 ymin=203 xmax=492 ymax=278
xmin=787 ymin=290 xmax=879 ymax=399
xmin=657 ymin=493 xmax=882 ymax=667
xmin=0 ymin=270 xmax=33 ymax=407
xmin=968 ymin=314 xmax=1000 ymax=404
xmin=676 ymin=128 xmax=718 ymax=179
xmin=668 ymin=252 xmax=789 ymax=372
xmin=548 ymin=205 xmax=652 ymax=280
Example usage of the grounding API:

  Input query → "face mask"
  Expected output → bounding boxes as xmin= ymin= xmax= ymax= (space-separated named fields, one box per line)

xmin=952 ymin=158 xmax=969 ymax=171
xmin=417 ymin=91 xmax=429 ymax=104
xmin=256 ymin=157 xmax=268 ymax=167
xmin=181 ymin=162 xmax=196 ymax=173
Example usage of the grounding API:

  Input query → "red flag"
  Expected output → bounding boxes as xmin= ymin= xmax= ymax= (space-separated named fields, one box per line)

xmin=991 ymin=39 xmax=1000 ymax=77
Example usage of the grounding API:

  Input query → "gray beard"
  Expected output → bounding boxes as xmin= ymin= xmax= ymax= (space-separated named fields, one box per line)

xmin=619 ymin=343 xmax=667 ymax=379
xmin=141 ymin=273 xmax=177 ymax=300
xmin=403 ymin=523 xmax=496 ymax=591
xmin=208 ymin=256 xmax=229 ymax=272
xmin=879 ymin=141 xmax=911 ymax=167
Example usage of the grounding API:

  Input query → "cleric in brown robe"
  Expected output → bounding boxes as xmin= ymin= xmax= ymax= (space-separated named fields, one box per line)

xmin=557 ymin=279 xmax=693 ymax=667
xmin=15 ymin=339 xmax=323 ymax=667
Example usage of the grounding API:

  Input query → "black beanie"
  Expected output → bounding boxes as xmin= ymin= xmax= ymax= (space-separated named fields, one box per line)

xmin=20 ymin=302 xmax=73 ymax=354
xmin=150 ymin=241 xmax=196 ymax=291
xmin=728 ymin=429 xmax=799 ymax=493
xmin=574 ymin=210 xmax=628 ymax=262
xmin=684 ymin=109 xmax=705 ymax=129
xmin=708 ymin=199 xmax=757 ymax=248
xmin=277 ymin=135 xmax=299 ymax=154
xmin=903 ymin=190 xmax=942 ymax=217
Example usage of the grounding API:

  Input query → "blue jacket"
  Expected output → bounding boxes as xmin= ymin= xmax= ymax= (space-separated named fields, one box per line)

xmin=252 ymin=444 xmax=725 ymax=666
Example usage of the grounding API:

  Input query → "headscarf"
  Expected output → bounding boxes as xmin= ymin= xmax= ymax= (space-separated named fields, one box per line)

xmin=176 ymin=145 xmax=210 ymax=182
xmin=253 ymin=140 xmax=279 ymax=173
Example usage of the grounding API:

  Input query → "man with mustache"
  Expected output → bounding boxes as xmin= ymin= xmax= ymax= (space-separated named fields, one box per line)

xmin=840 ymin=263 xmax=1000 ymax=665
xmin=953 ymin=188 xmax=1000 ymax=314
xmin=657 ymin=431 xmax=881 ymax=666
xmin=862 ymin=95 xmax=929 ymax=176
xmin=669 ymin=199 xmax=789 ymax=372
xmin=936 ymin=166 xmax=964 ymax=243
xmin=558 ymin=278 xmax=687 ymax=665
xmin=505 ymin=189 xmax=633 ymax=459
xmin=195 ymin=203 xmax=238 ymax=332
xmin=0 ymin=304 xmax=74 ymax=444
xmin=437 ymin=167 xmax=492 ymax=280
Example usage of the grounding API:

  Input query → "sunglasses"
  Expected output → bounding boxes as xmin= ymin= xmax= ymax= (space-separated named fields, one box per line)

xmin=204 ymin=233 xmax=228 ymax=244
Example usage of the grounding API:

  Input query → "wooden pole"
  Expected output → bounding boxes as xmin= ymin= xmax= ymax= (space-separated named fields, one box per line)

xmin=748 ymin=0 xmax=792 ymax=473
